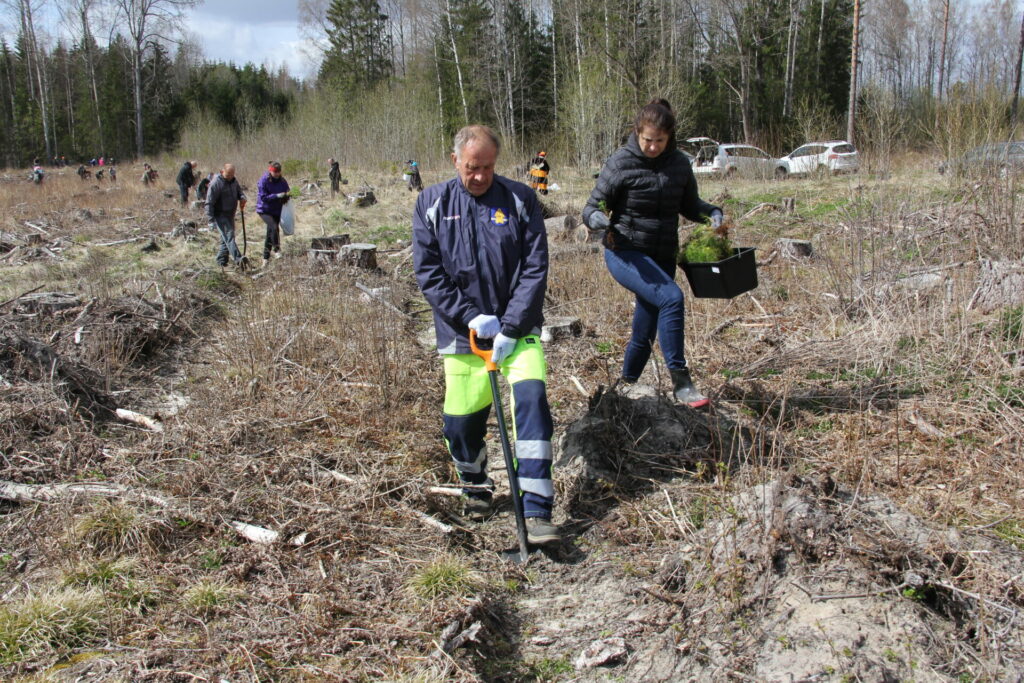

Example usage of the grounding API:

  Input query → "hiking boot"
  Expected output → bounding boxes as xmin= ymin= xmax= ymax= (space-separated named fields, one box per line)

xmin=272 ymin=251 xmax=282 ymax=259
xmin=463 ymin=494 xmax=493 ymax=522
xmin=670 ymin=368 xmax=709 ymax=409
xmin=526 ymin=517 xmax=561 ymax=546
xmin=262 ymin=257 xmax=270 ymax=268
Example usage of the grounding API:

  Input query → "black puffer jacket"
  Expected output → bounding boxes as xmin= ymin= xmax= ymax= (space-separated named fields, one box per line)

xmin=582 ymin=133 xmax=718 ymax=263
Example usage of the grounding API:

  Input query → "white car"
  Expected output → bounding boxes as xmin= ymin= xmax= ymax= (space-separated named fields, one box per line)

xmin=690 ymin=142 xmax=779 ymax=178
xmin=777 ymin=141 xmax=859 ymax=177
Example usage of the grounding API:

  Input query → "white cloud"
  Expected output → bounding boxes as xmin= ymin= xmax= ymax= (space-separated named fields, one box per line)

xmin=186 ymin=6 xmax=318 ymax=79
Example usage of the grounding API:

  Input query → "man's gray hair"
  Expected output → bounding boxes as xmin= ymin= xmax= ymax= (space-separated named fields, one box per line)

xmin=453 ymin=125 xmax=501 ymax=159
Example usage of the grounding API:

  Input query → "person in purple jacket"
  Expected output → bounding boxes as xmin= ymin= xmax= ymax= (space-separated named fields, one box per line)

xmin=255 ymin=161 xmax=291 ymax=264
xmin=412 ymin=125 xmax=559 ymax=546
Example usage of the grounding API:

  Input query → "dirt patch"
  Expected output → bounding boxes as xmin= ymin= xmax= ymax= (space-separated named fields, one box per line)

xmin=446 ymin=390 xmax=1024 ymax=682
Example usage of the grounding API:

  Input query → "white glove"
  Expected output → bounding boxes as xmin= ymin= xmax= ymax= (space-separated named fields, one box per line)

xmin=491 ymin=333 xmax=517 ymax=364
xmin=468 ymin=314 xmax=501 ymax=339
xmin=277 ymin=192 xmax=288 ymax=199
xmin=710 ymin=210 xmax=724 ymax=229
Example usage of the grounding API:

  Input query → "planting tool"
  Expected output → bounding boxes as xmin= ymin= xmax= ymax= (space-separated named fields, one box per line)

xmin=239 ymin=206 xmax=247 ymax=258
xmin=469 ymin=329 xmax=531 ymax=564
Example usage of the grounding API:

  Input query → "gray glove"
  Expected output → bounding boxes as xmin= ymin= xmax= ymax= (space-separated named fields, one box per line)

xmin=588 ymin=210 xmax=610 ymax=231
xmin=491 ymin=333 xmax=517 ymax=364
xmin=710 ymin=210 xmax=724 ymax=229
xmin=468 ymin=314 xmax=501 ymax=339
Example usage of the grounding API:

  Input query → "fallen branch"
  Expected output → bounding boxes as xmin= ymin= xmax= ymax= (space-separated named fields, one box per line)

xmin=94 ymin=236 xmax=148 ymax=247
xmin=229 ymin=520 xmax=280 ymax=544
xmin=355 ymin=282 xmax=408 ymax=317
xmin=116 ymin=408 xmax=164 ymax=432
xmin=0 ymin=479 xmax=170 ymax=508
xmin=411 ymin=509 xmax=454 ymax=534
xmin=0 ymin=284 xmax=44 ymax=311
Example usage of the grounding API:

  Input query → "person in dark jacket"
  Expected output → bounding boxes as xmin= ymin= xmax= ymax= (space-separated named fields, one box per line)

xmin=328 ymin=158 xmax=342 ymax=197
xmin=196 ymin=173 xmax=212 ymax=201
xmin=205 ymin=163 xmax=248 ymax=270
xmin=412 ymin=125 xmax=559 ymax=546
xmin=256 ymin=161 xmax=291 ymax=264
xmin=582 ymin=98 xmax=722 ymax=408
xmin=176 ymin=160 xmax=196 ymax=205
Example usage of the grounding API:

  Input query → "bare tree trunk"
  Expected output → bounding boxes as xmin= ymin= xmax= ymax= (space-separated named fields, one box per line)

xmin=816 ymin=0 xmax=826 ymax=87
xmin=19 ymin=0 xmax=53 ymax=159
xmin=443 ymin=0 xmax=469 ymax=123
xmin=432 ymin=39 xmax=447 ymax=151
xmin=937 ymin=0 xmax=949 ymax=101
xmin=1011 ymin=8 xmax=1024 ymax=124
xmin=846 ymin=0 xmax=861 ymax=144
xmin=783 ymin=0 xmax=800 ymax=118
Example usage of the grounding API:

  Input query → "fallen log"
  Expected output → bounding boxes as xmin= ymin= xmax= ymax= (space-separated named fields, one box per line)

xmin=0 ymin=480 xmax=170 ymax=507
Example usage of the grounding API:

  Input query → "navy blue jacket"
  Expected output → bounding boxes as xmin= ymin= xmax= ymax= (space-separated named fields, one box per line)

xmin=583 ymin=132 xmax=718 ymax=263
xmin=413 ymin=174 xmax=548 ymax=355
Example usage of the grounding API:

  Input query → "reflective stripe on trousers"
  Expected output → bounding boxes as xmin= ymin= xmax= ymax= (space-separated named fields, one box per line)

xmin=441 ymin=336 xmax=554 ymax=518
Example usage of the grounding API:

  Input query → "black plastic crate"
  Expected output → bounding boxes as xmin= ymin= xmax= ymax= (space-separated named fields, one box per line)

xmin=680 ymin=247 xmax=758 ymax=299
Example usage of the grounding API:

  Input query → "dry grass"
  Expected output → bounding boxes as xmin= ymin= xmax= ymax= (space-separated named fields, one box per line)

xmin=0 ymin=155 xmax=1021 ymax=679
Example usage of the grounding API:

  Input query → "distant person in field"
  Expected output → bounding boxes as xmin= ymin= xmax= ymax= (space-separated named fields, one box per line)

xmin=109 ymin=166 xmax=117 ymax=183
xmin=196 ymin=172 xmax=212 ymax=202
xmin=206 ymin=163 xmax=248 ymax=270
xmin=141 ymin=163 xmax=158 ymax=185
xmin=412 ymin=124 xmax=559 ymax=546
xmin=77 ymin=164 xmax=91 ymax=180
xmin=176 ymin=160 xmax=197 ymax=206
xmin=328 ymin=158 xmax=342 ymax=197
xmin=31 ymin=158 xmax=44 ymax=184
xmin=582 ymin=98 xmax=721 ymax=408
xmin=256 ymin=160 xmax=291 ymax=265
xmin=528 ymin=151 xmax=549 ymax=195
xmin=405 ymin=160 xmax=423 ymax=192
xmin=95 ymin=168 xmax=105 ymax=181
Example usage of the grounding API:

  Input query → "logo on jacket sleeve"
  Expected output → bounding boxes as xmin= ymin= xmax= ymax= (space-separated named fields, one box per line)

xmin=490 ymin=208 xmax=508 ymax=226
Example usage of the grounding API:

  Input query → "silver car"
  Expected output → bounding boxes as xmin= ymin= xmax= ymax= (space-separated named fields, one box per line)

xmin=778 ymin=141 xmax=860 ymax=177
xmin=690 ymin=142 xmax=779 ymax=178
xmin=939 ymin=142 xmax=1024 ymax=177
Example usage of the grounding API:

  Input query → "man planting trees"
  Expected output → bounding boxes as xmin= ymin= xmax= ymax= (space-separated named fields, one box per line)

xmin=412 ymin=125 xmax=559 ymax=546
xmin=206 ymin=163 xmax=249 ymax=271
xmin=176 ymin=159 xmax=197 ymax=206
xmin=328 ymin=158 xmax=342 ymax=197
xmin=528 ymin=151 xmax=550 ymax=195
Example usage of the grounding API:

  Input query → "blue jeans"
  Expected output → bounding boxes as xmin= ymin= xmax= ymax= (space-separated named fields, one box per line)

xmin=212 ymin=215 xmax=242 ymax=266
xmin=604 ymin=248 xmax=687 ymax=379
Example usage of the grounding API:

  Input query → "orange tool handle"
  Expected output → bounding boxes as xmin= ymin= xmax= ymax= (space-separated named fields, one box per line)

xmin=468 ymin=329 xmax=498 ymax=372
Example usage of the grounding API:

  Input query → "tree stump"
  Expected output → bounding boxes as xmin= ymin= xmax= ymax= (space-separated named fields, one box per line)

xmin=775 ymin=238 xmax=813 ymax=259
xmin=340 ymin=243 xmax=377 ymax=270
xmin=782 ymin=197 xmax=796 ymax=213
xmin=545 ymin=215 xmax=578 ymax=241
xmin=541 ymin=316 xmax=582 ymax=343
xmin=348 ymin=189 xmax=377 ymax=207
xmin=969 ymin=259 xmax=1024 ymax=312
xmin=307 ymin=234 xmax=351 ymax=267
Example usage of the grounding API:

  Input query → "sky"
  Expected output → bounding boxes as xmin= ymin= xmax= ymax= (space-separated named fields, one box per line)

xmin=184 ymin=0 xmax=318 ymax=79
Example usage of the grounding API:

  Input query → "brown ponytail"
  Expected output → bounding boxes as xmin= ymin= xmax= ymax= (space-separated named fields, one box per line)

xmin=635 ymin=98 xmax=676 ymax=136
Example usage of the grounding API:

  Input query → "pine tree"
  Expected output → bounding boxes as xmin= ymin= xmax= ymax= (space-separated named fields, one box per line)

xmin=318 ymin=0 xmax=393 ymax=96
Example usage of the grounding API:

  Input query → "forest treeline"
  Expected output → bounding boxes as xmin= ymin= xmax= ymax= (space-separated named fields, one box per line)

xmin=4 ymin=0 xmax=1024 ymax=170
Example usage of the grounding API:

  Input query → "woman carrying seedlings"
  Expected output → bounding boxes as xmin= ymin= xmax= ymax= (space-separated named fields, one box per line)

xmin=255 ymin=161 xmax=291 ymax=265
xmin=581 ymin=98 xmax=723 ymax=408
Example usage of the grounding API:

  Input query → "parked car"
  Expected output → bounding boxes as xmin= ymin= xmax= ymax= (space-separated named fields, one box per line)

xmin=689 ymin=141 xmax=780 ymax=178
xmin=938 ymin=141 xmax=1024 ymax=177
xmin=777 ymin=141 xmax=860 ymax=177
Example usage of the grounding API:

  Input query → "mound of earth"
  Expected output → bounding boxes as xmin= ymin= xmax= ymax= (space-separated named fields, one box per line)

xmin=447 ymin=387 xmax=1024 ymax=682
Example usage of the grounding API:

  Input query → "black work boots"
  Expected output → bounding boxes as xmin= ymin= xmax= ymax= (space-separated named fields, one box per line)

xmin=670 ymin=368 xmax=709 ymax=409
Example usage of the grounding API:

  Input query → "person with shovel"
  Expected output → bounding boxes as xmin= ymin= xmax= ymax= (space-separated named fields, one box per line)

xmin=175 ymin=159 xmax=197 ymax=206
xmin=582 ymin=98 xmax=722 ymax=408
xmin=206 ymin=163 xmax=249 ymax=271
xmin=413 ymin=124 xmax=559 ymax=548
xmin=255 ymin=161 xmax=291 ymax=266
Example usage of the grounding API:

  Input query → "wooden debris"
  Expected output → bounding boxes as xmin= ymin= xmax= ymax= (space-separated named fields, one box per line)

xmin=575 ymin=637 xmax=628 ymax=669
xmin=115 ymin=408 xmax=164 ymax=432
xmin=0 ymin=480 xmax=170 ymax=508
xmin=541 ymin=316 xmax=582 ymax=343
xmin=968 ymin=259 xmax=1024 ymax=312
xmin=740 ymin=202 xmax=778 ymax=220
xmin=775 ymin=238 xmax=812 ymax=259
xmin=230 ymin=520 xmax=280 ymax=544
